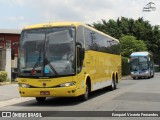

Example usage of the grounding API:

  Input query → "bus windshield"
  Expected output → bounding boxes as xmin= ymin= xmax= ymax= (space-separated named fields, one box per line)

xmin=131 ymin=56 xmax=149 ymax=71
xmin=19 ymin=27 xmax=75 ymax=77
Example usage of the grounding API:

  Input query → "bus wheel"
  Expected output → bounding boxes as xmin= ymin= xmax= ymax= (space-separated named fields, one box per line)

xmin=109 ymin=76 xmax=116 ymax=90
xmin=36 ymin=97 xmax=46 ymax=103
xmin=148 ymin=72 xmax=151 ymax=79
xmin=81 ymin=84 xmax=89 ymax=101
xmin=133 ymin=77 xmax=136 ymax=80
xmin=152 ymin=73 xmax=154 ymax=78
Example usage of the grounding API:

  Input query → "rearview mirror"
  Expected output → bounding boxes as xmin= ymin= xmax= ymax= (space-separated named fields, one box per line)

xmin=128 ymin=59 xmax=130 ymax=63
xmin=80 ymin=48 xmax=85 ymax=60
xmin=148 ymin=57 xmax=150 ymax=61
xmin=76 ymin=42 xmax=85 ymax=61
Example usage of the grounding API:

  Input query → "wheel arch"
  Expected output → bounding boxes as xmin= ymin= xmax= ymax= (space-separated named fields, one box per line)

xmin=115 ymin=72 xmax=119 ymax=83
xmin=111 ymin=72 xmax=115 ymax=80
xmin=84 ymin=74 xmax=91 ymax=92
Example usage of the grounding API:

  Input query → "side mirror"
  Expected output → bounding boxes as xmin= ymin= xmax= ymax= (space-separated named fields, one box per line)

xmin=80 ymin=48 xmax=85 ymax=60
xmin=76 ymin=42 xmax=85 ymax=61
xmin=128 ymin=59 xmax=130 ymax=63
xmin=148 ymin=57 xmax=150 ymax=61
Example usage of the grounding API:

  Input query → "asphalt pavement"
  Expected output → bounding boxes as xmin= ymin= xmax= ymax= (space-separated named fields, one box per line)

xmin=0 ymin=84 xmax=19 ymax=101
xmin=0 ymin=73 xmax=160 ymax=120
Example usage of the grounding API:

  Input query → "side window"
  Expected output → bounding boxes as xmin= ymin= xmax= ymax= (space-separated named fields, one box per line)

xmin=105 ymin=37 xmax=118 ymax=54
xmin=90 ymin=32 xmax=98 ymax=50
xmin=107 ymin=38 xmax=113 ymax=48
xmin=110 ymin=40 xmax=120 ymax=55
xmin=97 ymin=33 xmax=106 ymax=52
xmin=84 ymin=28 xmax=92 ymax=50
xmin=77 ymin=26 xmax=84 ymax=48
xmin=83 ymin=27 xmax=120 ymax=55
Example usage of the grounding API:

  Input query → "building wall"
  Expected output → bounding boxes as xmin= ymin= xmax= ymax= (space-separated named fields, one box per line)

xmin=0 ymin=33 xmax=20 ymax=80
xmin=0 ymin=33 xmax=20 ymax=55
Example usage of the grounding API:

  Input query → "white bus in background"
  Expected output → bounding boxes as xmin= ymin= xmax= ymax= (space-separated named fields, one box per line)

xmin=130 ymin=52 xmax=154 ymax=79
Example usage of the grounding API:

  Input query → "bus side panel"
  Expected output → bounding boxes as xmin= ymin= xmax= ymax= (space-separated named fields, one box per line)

xmin=81 ymin=51 xmax=121 ymax=91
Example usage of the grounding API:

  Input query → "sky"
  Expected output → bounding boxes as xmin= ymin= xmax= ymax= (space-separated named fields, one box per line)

xmin=0 ymin=0 xmax=160 ymax=29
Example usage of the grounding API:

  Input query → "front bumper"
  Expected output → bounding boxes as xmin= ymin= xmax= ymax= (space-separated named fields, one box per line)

xmin=19 ymin=86 xmax=78 ymax=97
xmin=131 ymin=72 xmax=150 ymax=78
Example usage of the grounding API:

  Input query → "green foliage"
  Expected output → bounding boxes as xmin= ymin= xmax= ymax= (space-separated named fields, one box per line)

xmin=154 ymin=65 xmax=160 ymax=72
xmin=92 ymin=17 xmax=160 ymax=65
xmin=120 ymin=35 xmax=147 ymax=57
xmin=122 ymin=57 xmax=130 ymax=76
xmin=0 ymin=71 xmax=8 ymax=82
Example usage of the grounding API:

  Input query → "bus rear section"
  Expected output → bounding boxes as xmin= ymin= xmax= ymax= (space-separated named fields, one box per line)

xmin=130 ymin=52 xmax=154 ymax=79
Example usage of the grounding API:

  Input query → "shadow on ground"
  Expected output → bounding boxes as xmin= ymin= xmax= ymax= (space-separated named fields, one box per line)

xmin=12 ymin=87 xmax=115 ymax=107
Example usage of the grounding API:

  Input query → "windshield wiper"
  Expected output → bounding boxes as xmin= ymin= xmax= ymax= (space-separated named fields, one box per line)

xmin=43 ymin=30 xmax=58 ymax=76
xmin=31 ymin=50 xmax=42 ymax=75
xmin=44 ymin=57 xmax=58 ymax=76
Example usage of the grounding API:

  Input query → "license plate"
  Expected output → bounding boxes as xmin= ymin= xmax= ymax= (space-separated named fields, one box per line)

xmin=40 ymin=91 xmax=50 ymax=95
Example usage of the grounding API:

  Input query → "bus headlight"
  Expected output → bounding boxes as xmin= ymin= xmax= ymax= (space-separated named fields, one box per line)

xmin=19 ymin=83 xmax=30 ymax=88
xmin=145 ymin=71 xmax=149 ymax=73
xmin=59 ymin=82 xmax=76 ymax=87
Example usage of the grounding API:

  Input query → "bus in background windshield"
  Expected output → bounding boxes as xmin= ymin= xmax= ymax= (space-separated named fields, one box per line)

xmin=130 ymin=52 xmax=154 ymax=79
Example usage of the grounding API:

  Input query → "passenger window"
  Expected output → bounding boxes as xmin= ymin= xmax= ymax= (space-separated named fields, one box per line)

xmin=84 ymin=28 xmax=92 ymax=50
xmin=77 ymin=26 xmax=84 ymax=48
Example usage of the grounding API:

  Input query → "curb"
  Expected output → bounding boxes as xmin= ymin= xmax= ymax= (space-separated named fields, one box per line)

xmin=122 ymin=75 xmax=131 ymax=80
xmin=0 ymin=82 xmax=18 ymax=86
xmin=0 ymin=82 xmax=10 ymax=86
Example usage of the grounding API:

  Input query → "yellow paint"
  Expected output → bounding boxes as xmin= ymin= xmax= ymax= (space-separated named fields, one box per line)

xmin=18 ymin=22 xmax=121 ymax=98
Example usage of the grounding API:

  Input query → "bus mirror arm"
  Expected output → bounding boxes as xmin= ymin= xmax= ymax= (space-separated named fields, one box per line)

xmin=76 ymin=42 xmax=82 ymax=47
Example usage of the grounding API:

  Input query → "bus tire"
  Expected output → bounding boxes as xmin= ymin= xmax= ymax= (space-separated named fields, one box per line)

xmin=152 ymin=73 xmax=154 ymax=78
xmin=80 ymin=83 xmax=89 ymax=101
xmin=109 ymin=75 xmax=116 ymax=91
xmin=36 ymin=97 xmax=46 ymax=103
xmin=148 ymin=72 xmax=151 ymax=79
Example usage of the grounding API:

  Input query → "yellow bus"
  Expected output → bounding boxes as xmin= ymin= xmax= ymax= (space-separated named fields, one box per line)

xmin=18 ymin=22 xmax=121 ymax=102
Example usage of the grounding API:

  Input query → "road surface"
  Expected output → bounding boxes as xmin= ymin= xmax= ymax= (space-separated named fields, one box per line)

xmin=0 ymin=73 xmax=160 ymax=120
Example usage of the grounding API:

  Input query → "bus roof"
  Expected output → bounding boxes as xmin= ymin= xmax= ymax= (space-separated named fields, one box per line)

xmin=23 ymin=22 xmax=82 ymax=29
xmin=23 ymin=22 xmax=119 ymax=43
xmin=130 ymin=52 xmax=151 ymax=57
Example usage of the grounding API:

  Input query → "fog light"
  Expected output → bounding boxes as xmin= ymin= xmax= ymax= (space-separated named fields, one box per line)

xmin=19 ymin=83 xmax=30 ymax=88
xmin=145 ymin=71 xmax=149 ymax=73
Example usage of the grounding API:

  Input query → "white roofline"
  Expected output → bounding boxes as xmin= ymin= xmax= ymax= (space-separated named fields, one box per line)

xmin=0 ymin=29 xmax=21 ymax=34
xmin=130 ymin=52 xmax=151 ymax=56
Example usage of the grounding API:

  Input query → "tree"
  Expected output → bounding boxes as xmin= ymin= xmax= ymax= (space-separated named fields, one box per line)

xmin=120 ymin=35 xmax=147 ymax=57
xmin=92 ymin=17 xmax=160 ymax=65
